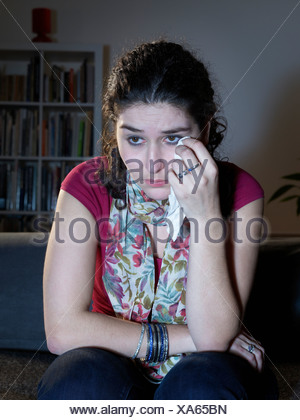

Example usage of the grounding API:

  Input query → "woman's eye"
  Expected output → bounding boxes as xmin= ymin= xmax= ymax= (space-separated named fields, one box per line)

xmin=128 ymin=136 xmax=143 ymax=145
xmin=165 ymin=135 xmax=181 ymax=144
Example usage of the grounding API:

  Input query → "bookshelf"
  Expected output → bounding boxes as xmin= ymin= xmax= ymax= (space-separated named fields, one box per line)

xmin=0 ymin=43 xmax=102 ymax=231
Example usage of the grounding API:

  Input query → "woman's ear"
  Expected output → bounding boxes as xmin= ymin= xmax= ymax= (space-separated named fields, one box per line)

xmin=200 ymin=121 xmax=211 ymax=146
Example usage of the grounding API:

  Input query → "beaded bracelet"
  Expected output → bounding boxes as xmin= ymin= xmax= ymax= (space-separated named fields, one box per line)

xmin=147 ymin=322 xmax=154 ymax=362
xmin=154 ymin=324 xmax=162 ymax=363
xmin=157 ymin=323 xmax=165 ymax=362
xmin=131 ymin=323 xmax=146 ymax=359
xmin=152 ymin=323 xmax=159 ymax=362
xmin=162 ymin=324 xmax=169 ymax=362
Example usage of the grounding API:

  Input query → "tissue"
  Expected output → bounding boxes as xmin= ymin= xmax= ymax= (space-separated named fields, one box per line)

xmin=166 ymin=136 xmax=190 ymax=241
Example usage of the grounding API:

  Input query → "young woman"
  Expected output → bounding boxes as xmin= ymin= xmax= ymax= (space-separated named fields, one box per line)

xmin=38 ymin=40 xmax=278 ymax=400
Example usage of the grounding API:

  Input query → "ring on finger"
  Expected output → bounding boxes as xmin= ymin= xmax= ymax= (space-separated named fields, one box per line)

xmin=247 ymin=344 xmax=255 ymax=354
xmin=178 ymin=162 xmax=200 ymax=179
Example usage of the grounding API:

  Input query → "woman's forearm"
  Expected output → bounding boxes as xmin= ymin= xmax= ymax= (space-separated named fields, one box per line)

xmin=45 ymin=311 xmax=196 ymax=357
xmin=186 ymin=219 xmax=241 ymax=351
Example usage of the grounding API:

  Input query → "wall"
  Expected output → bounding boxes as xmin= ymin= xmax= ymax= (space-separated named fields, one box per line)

xmin=0 ymin=0 xmax=299 ymax=234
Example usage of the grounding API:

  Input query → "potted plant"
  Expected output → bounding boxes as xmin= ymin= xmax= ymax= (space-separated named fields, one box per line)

xmin=268 ymin=162 xmax=300 ymax=215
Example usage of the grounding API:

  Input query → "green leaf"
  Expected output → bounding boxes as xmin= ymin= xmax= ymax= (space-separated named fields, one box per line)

xmin=174 ymin=316 xmax=184 ymax=324
xmin=161 ymin=364 xmax=168 ymax=374
xmin=143 ymin=296 xmax=152 ymax=310
xmin=115 ymin=251 xmax=131 ymax=266
xmin=135 ymin=277 xmax=142 ymax=288
xmin=175 ymin=280 xmax=184 ymax=292
xmin=181 ymin=289 xmax=186 ymax=305
xmin=282 ymin=173 xmax=300 ymax=181
xmin=174 ymin=260 xmax=186 ymax=273
xmin=138 ymin=291 xmax=145 ymax=299
xmin=161 ymin=260 xmax=172 ymax=275
xmin=268 ymin=185 xmax=295 ymax=203
xmin=280 ymin=195 xmax=299 ymax=202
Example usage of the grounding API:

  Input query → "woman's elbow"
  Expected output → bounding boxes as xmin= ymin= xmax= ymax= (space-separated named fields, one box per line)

xmin=46 ymin=333 xmax=69 ymax=355
xmin=45 ymin=321 xmax=75 ymax=355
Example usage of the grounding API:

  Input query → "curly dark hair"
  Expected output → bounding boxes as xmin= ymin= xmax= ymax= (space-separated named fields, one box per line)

xmin=99 ymin=40 xmax=232 ymax=215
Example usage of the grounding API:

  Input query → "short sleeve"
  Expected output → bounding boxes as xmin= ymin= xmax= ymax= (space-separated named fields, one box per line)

xmin=60 ymin=157 xmax=112 ymax=223
xmin=231 ymin=163 xmax=264 ymax=212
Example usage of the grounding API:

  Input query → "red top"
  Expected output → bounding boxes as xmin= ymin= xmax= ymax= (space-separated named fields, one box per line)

xmin=61 ymin=157 xmax=264 ymax=315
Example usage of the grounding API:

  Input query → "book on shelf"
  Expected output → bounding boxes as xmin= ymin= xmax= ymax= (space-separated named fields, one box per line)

xmin=0 ymin=163 xmax=7 ymax=209
xmin=0 ymin=109 xmax=39 ymax=157
xmin=5 ymin=163 xmax=17 ymax=211
xmin=42 ymin=110 xmax=93 ymax=157
xmin=25 ymin=54 xmax=40 ymax=102
xmin=14 ymin=161 xmax=37 ymax=211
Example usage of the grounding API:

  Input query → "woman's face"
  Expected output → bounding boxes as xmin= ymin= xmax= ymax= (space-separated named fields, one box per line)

xmin=116 ymin=103 xmax=201 ymax=200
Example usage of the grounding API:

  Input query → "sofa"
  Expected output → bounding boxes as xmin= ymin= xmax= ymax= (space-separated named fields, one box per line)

xmin=0 ymin=232 xmax=299 ymax=399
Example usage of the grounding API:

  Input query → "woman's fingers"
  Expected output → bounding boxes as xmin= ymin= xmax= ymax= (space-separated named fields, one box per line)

xmin=241 ymin=335 xmax=265 ymax=372
xmin=230 ymin=340 xmax=258 ymax=370
xmin=229 ymin=333 xmax=265 ymax=372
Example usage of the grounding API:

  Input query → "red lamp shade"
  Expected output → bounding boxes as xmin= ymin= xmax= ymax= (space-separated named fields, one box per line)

xmin=32 ymin=8 xmax=52 ymax=42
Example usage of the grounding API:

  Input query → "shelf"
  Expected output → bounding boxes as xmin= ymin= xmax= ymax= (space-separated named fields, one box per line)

xmin=0 ymin=43 xmax=102 ymax=231
xmin=0 ymin=156 xmax=92 ymax=161
xmin=0 ymin=101 xmax=95 ymax=107
xmin=0 ymin=210 xmax=54 ymax=216
xmin=0 ymin=101 xmax=40 ymax=107
xmin=0 ymin=156 xmax=39 ymax=160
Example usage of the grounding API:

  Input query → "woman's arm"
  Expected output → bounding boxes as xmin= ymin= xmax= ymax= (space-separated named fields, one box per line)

xmin=186 ymin=198 xmax=264 ymax=352
xmin=169 ymin=135 xmax=264 ymax=352
xmin=44 ymin=190 xmax=196 ymax=356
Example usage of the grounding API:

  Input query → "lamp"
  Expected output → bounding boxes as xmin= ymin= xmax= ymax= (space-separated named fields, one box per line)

xmin=32 ymin=8 xmax=52 ymax=42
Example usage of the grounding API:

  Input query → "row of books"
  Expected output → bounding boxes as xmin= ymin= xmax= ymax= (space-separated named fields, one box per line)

xmin=44 ymin=60 xmax=94 ymax=103
xmin=0 ymin=57 xmax=94 ymax=103
xmin=0 ymin=54 xmax=40 ymax=102
xmin=42 ymin=110 xmax=94 ymax=157
xmin=0 ymin=109 xmax=94 ymax=157
xmin=0 ymin=161 xmax=76 ymax=211
xmin=0 ymin=109 xmax=39 ymax=156
xmin=0 ymin=162 xmax=37 ymax=211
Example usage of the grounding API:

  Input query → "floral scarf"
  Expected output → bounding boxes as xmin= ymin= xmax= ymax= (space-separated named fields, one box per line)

xmin=103 ymin=172 xmax=191 ymax=381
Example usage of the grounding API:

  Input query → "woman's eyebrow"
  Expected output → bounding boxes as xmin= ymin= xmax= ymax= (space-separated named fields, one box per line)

xmin=119 ymin=124 xmax=191 ymax=133
xmin=162 ymin=127 xmax=190 ymax=134
xmin=119 ymin=124 xmax=143 ymax=132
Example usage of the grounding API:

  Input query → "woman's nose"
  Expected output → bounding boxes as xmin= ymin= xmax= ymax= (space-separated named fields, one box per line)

xmin=145 ymin=146 xmax=166 ymax=174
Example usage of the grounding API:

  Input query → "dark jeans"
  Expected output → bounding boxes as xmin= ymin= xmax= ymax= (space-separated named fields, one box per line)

xmin=37 ymin=348 xmax=278 ymax=400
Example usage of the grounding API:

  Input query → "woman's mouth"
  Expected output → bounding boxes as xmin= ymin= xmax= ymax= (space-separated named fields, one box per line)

xmin=144 ymin=179 xmax=168 ymax=187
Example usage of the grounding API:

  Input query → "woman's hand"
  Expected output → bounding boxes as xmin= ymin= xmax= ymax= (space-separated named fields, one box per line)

xmin=228 ymin=330 xmax=265 ymax=372
xmin=168 ymin=123 xmax=222 ymax=221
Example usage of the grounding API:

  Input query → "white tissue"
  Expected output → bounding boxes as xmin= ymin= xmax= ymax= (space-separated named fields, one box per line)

xmin=166 ymin=137 xmax=190 ymax=241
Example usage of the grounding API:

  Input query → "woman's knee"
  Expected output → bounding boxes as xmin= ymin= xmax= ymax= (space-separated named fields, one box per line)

xmin=155 ymin=351 xmax=256 ymax=400
xmin=37 ymin=347 xmax=137 ymax=400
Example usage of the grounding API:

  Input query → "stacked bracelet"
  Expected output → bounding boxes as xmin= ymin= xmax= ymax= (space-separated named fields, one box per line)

xmin=131 ymin=323 xmax=145 ymax=359
xmin=137 ymin=322 xmax=169 ymax=364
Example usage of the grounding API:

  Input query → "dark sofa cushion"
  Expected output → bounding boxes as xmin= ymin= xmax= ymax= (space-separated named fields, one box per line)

xmin=244 ymin=238 xmax=300 ymax=362
xmin=0 ymin=232 xmax=48 ymax=351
